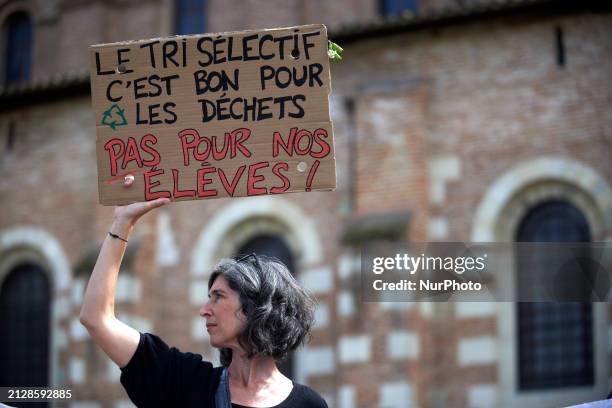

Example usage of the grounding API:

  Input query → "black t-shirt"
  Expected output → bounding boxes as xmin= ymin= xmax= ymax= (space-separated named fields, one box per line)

xmin=120 ymin=332 xmax=328 ymax=408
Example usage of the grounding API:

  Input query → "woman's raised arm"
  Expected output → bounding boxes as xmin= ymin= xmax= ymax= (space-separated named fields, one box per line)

xmin=79 ymin=197 xmax=170 ymax=367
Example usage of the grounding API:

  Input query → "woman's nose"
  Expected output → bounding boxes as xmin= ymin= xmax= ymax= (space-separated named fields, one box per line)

xmin=200 ymin=301 xmax=212 ymax=317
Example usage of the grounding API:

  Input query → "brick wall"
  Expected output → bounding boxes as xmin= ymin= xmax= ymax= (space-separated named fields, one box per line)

xmin=1 ymin=1 xmax=611 ymax=407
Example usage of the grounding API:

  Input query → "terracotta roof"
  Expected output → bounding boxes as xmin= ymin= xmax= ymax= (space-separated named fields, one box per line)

xmin=0 ymin=70 xmax=90 ymax=110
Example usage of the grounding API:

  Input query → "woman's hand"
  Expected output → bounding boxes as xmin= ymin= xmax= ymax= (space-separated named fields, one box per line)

xmin=113 ymin=197 xmax=171 ymax=227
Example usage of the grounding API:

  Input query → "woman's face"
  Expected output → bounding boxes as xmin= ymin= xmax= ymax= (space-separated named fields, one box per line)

xmin=200 ymin=275 xmax=246 ymax=350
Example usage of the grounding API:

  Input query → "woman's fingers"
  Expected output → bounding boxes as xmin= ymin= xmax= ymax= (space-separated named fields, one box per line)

xmin=113 ymin=198 xmax=171 ymax=225
xmin=131 ymin=197 xmax=170 ymax=217
xmin=144 ymin=197 xmax=171 ymax=211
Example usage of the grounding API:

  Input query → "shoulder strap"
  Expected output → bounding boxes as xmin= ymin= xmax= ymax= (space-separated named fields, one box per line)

xmin=215 ymin=367 xmax=232 ymax=408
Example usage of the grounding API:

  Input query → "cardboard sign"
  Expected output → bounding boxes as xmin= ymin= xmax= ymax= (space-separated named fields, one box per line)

xmin=90 ymin=24 xmax=335 ymax=205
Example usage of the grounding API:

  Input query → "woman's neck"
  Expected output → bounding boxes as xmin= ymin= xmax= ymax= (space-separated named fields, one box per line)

xmin=228 ymin=352 xmax=286 ymax=389
xmin=226 ymin=352 xmax=294 ymax=407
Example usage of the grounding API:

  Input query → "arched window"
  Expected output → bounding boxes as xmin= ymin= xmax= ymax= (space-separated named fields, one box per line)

xmin=516 ymin=200 xmax=594 ymax=390
xmin=0 ymin=263 xmax=50 ymax=407
xmin=3 ymin=12 xmax=32 ymax=86
xmin=236 ymin=234 xmax=296 ymax=377
xmin=174 ymin=0 xmax=206 ymax=35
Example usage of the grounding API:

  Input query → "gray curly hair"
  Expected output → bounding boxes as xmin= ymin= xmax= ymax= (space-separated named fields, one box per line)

xmin=208 ymin=254 xmax=316 ymax=366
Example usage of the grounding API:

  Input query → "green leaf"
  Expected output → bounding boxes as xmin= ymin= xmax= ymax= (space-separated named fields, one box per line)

xmin=328 ymin=40 xmax=344 ymax=62
xmin=330 ymin=42 xmax=344 ymax=53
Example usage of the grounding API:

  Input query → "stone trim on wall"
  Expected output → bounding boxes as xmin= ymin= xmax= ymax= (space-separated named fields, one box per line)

xmin=472 ymin=156 xmax=612 ymax=242
xmin=190 ymin=196 xmax=323 ymax=277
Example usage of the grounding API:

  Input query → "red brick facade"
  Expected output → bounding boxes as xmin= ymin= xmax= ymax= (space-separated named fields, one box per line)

xmin=1 ymin=1 xmax=611 ymax=407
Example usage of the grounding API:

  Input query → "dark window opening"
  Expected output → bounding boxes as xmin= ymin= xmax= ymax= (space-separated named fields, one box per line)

xmin=0 ymin=263 xmax=50 ymax=407
xmin=235 ymin=234 xmax=295 ymax=378
xmin=3 ymin=12 xmax=32 ymax=86
xmin=379 ymin=0 xmax=417 ymax=17
xmin=516 ymin=200 xmax=593 ymax=390
xmin=174 ymin=0 xmax=207 ymax=35
xmin=555 ymin=26 xmax=566 ymax=68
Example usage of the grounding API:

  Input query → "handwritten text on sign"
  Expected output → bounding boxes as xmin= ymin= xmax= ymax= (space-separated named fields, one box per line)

xmin=90 ymin=25 xmax=335 ymax=205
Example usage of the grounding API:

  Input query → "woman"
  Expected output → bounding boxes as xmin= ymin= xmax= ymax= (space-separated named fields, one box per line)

xmin=79 ymin=198 xmax=328 ymax=407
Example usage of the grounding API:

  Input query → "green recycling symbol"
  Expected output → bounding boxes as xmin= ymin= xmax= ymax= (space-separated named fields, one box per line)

xmin=101 ymin=104 xmax=128 ymax=131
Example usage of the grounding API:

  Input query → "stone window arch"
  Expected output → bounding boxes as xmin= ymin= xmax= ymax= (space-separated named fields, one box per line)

xmin=471 ymin=157 xmax=611 ymax=406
